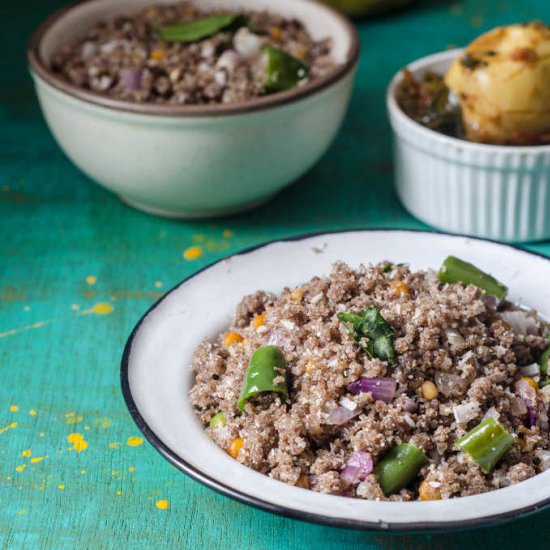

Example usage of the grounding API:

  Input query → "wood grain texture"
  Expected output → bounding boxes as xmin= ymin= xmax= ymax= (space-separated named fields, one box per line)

xmin=1 ymin=0 xmax=550 ymax=548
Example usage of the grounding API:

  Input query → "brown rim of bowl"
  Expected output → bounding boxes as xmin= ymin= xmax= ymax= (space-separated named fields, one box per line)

xmin=27 ymin=0 xmax=360 ymax=118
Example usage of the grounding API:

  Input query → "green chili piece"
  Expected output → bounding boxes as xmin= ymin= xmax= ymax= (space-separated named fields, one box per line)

xmin=455 ymin=417 xmax=515 ymax=473
xmin=237 ymin=345 xmax=288 ymax=413
xmin=261 ymin=45 xmax=309 ymax=93
xmin=209 ymin=412 xmax=226 ymax=428
xmin=156 ymin=14 xmax=247 ymax=43
xmin=437 ymin=256 xmax=508 ymax=300
xmin=374 ymin=443 xmax=427 ymax=496
xmin=540 ymin=334 xmax=550 ymax=376
xmin=338 ymin=306 xmax=396 ymax=366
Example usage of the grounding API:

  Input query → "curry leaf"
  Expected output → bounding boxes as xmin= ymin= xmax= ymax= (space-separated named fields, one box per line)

xmin=156 ymin=14 xmax=247 ymax=43
xmin=338 ymin=306 xmax=396 ymax=366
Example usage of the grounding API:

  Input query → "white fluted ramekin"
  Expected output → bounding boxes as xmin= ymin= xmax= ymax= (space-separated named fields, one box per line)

xmin=387 ymin=49 xmax=550 ymax=243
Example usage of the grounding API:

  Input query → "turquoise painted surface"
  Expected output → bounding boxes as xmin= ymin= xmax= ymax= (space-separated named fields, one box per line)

xmin=1 ymin=0 xmax=550 ymax=548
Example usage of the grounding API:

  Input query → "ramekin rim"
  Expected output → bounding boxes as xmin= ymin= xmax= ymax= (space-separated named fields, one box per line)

xmin=386 ymin=48 xmax=550 ymax=154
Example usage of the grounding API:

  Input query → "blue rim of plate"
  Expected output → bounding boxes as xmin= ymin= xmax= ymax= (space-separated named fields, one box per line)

xmin=120 ymin=228 xmax=550 ymax=532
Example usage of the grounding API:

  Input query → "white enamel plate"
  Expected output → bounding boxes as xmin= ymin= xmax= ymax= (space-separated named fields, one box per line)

xmin=121 ymin=230 xmax=550 ymax=531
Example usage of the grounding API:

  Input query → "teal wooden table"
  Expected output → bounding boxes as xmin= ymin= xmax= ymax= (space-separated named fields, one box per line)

xmin=2 ymin=1 xmax=550 ymax=548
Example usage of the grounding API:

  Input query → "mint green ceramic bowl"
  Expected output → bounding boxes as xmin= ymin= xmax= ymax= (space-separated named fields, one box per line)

xmin=28 ymin=0 xmax=359 ymax=218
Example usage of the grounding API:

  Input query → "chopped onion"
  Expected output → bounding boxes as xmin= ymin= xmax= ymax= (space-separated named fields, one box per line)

xmin=348 ymin=377 xmax=396 ymax=403
xmin=121 ymin=68 xmax=142 ymax=91
xmin=501 ymin=311 xmax=538 ymax=336
xmin=326 ymin=406 xmax=359 ymax=425
xmin=233 ymin=27 xmax=262 ymax=58
xmin=453 ymin=401 xmax=480 ymax=424
xmin=515 ymin=378 xmax=537 ymax=427
xmin=435 ymin=372 xmax=468 ymax=397
xmin=536 ymin=450 xmax=550 ymax=471
xmin=216 ymin=50 xmax=240 ymax=73
xmin=483 ymin=406 xmax=500 ymax=421
xmin=446 ymin=329 xmax=465 ymax=349
xmin=340 ymin=451 xmax=373 ymax=488
xmin=481 ymin=294 xmax=498 ymax=310
xmin=403 ymin=397 xmax=418 ymax=413
xmin=519 ymin=363 xmax=540 ymax=377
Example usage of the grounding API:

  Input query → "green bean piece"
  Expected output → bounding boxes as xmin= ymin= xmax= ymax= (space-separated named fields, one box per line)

xmin=374 ymin=443 xmax=427 ymax=496
xmin=338 ymin=306 xmax=396 ymax=366
xmin=156 ymin=14 xmax=247 ymax=43
xmin=261 ymin=45 xmax=309 ymax=93
xmin=455 ymin=417 xmax=515 ymax=473
xmin=237 ymin=345 xmax=288 ymax=413
xmin=209 ymin=412 xmax=226 ymax=428
xmin=437 ymin=256 xmax=507 ymax=300
xmin=540 ymin=335 xmax=550 ymax=376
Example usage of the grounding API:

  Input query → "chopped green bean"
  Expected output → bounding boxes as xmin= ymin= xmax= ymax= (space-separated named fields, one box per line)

xmin=374 ymin=443 xmax=427 ymax=496
xmin=237 ymin=346 xmax=288 ymax=413
xmin=455 ymin=417 xmax=515 ymax=473
xmin=437 ymin=256 xmax=507 ymax=300
xmin=156 ymin=14 xmax=246 ymax=43
xmin=338 ymin=306 xmax=396 ymax=366
xmin=540 ymin=334 xmax=550 ymax=376
xmin=261 ymin=45 xmax=309 ymax=93
xmin=209 ymin=412 xmax=226 ymax=428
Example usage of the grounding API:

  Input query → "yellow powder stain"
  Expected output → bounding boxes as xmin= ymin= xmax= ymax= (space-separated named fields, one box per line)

xmin=109 ymin=442 xmax=122 ymax=449
xmin=129 ymin=466 xmax=136 ymax=472
xmin=127 ymin=436 xmax=144 ymax=447
xmin=112 ymin=471 xmax=119 ymax=476
xmin=469 ymin=15 xmax=483 ymax=28
xmin=9 ymin=405 xmax=18 ymax=412
xmin=156 ymin=499 xmax=169 ymax=510
xmin=222 ymin=229 xmax=234 ymax=238
xmin=192 ymin=234 xmax=206 ymax=243
xmin=183 ymin=246 xmax=203 ymax=261
xmin=85 ymin=275 xmax=97 ymax=285
xmin=116 ymin=490 xmax=123 ymax=495
xmin=15 ymin=464 xmax=26 ymax=472
xmin=58 ymin=484 xmax=65 ymax=490
xmin=79 ymin=302 xmax=114 ymax=316
xmin=29 ymin=410 xmax=37 ymax=416
xmin=16 ymin=510 xmax=26 ymax=516
xmin=0 ymin=321 xmax=50 ymax=339
xmin=30 ymin=456 xmax=47 ymax=464
xmin=93 ymin=418 xmax=112 ymax=429
xmin=81 ymin=470 xmax=86 ymax=475
xmin=154 ymin=281 xmax=163 ymax=289
xmin=21 ymin=449 xmax=31 ymax=457
xmin=66 ymin=415 xmax=83 ymax=425
xmin=0 ymin=422 xmax=18 ymax=434
xmin=67 ymin=433 xmax=88 ymax=452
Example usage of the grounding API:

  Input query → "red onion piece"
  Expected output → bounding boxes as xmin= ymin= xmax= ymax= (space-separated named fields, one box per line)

xmin=348 ymin=377 xmax=396 ymax=403
xmin=501 ymin=311 xmax=538 ymax=336
xmin=340 ymin=451 xmax=373 ymax=488
xmin=326 ymin=406 xmax=359 ymax=425
xmin=515 ymin=379 xmax=537 ymax=427
xmin=121 ymin=68 xmax=142 ymax=91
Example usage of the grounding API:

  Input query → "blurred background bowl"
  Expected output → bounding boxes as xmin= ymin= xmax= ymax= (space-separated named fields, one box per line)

xmin=28 ymin=0 xmax=359 ymax=219
xmin=387 ymin=49 xmax=550 ymax=243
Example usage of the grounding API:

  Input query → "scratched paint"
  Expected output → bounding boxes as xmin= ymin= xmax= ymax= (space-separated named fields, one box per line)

xmin=0 ymin=321 xmax=49 ymax=339
xmin=0 ymin=422 xmax=18 ymax=434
